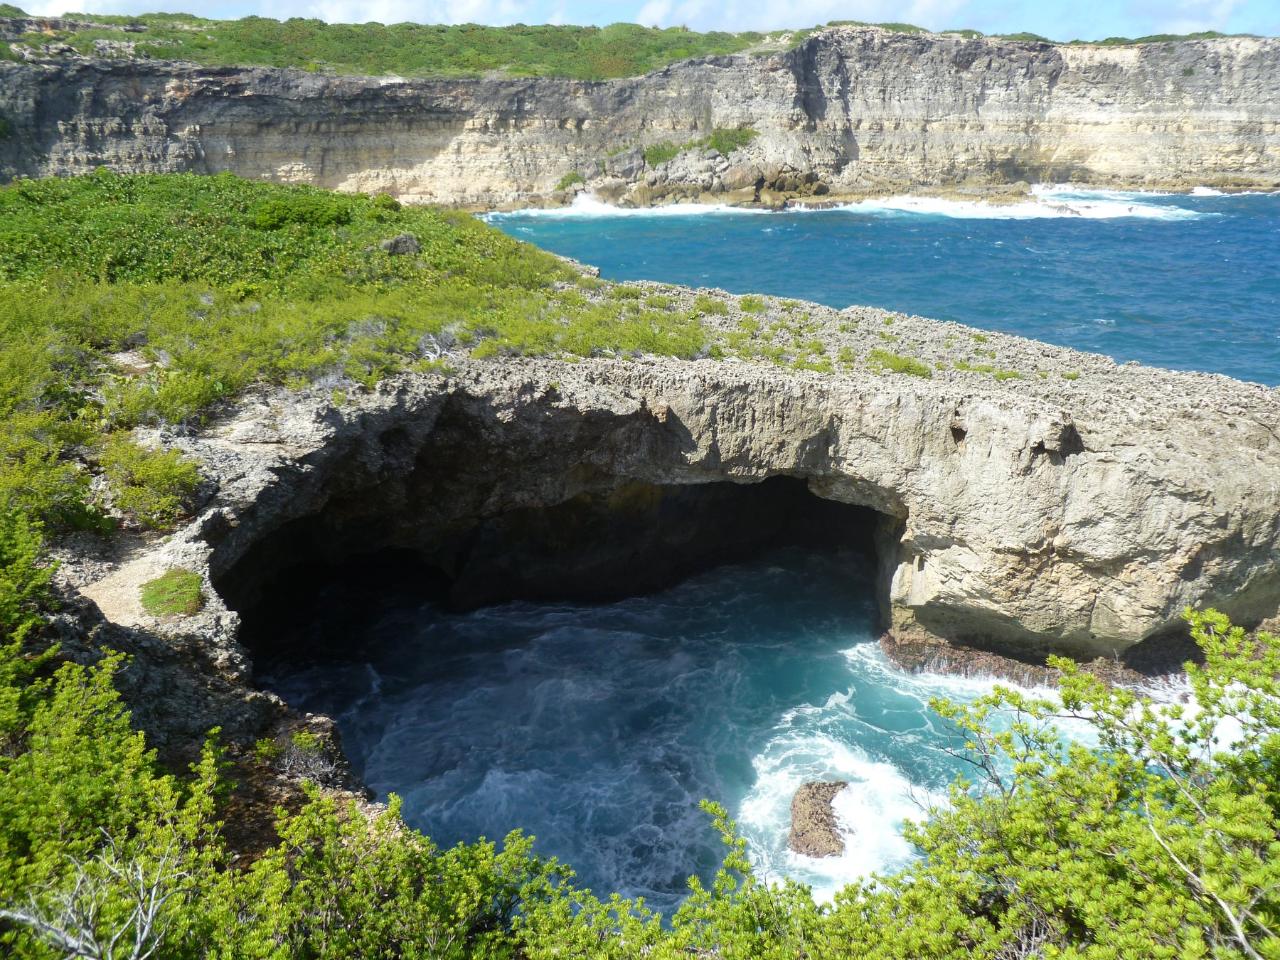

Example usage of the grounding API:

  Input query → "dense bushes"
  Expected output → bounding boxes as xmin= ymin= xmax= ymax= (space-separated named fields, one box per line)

xmin=12 ymin=17 xmax=767 ymax=80
xmin=0 ymin=172 xmax=715 ymax=545
xmin=1 ymin=607 xmax=1277 ymax=957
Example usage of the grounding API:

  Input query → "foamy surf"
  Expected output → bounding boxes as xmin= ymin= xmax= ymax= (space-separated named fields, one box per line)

xmin=818 ymin=186 xmax=1205 ymax=221
xmin=735 ymin=643 xmax=1099 ymax=901
xmin=485 ymin=193 xmax=765 ymax=220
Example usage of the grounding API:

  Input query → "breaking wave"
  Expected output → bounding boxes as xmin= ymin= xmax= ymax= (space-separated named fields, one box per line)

xmin=260 ymin=547 xmax=1098 ymax=916
xmin=812 ymin=186 xmax=1207 ymax=220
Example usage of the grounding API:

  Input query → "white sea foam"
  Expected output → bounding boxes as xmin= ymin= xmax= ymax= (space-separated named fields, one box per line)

xmin=816 ymin=186 xmax=1205 ymax=221
xmin=485 ymin=193 xmax=765 ymax=220
xmin=737 ymin=728 xmax=931 ymax=903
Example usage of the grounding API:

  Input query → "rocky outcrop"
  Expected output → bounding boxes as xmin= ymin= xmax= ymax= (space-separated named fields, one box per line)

xmin=789 ymin=781 xmax=848 ymax=858
xmin=56 ymin=287 xmax=1280 ymax=768
xmin=2 ymin=24 xmax=1279 ymax=205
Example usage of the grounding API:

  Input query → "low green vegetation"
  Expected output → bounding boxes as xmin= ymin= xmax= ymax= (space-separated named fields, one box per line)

xmin=1062 ymin=370 xmax=1081 ymax=380
xmin=955 ymin=359 xmax=1022 ymax=380
xmin=738 ymin=294 xmax=767 ymax=313
xmin=643 ymin=141 xmax=682 ymax=167
xmin=100 ymin=435 xmax=200 ymax=530
xmin=0 ymin=172 xmax=722 ymax=539
xmin=641 ymin=127 xmax=758 ymax=167
xmin=867 ymin=348 xmax=933 ymax=378
xmin=3 ymin=592 xmax=1277 ymax=957
xmin=139 ymin=568 xmax=204 ymax=617
xmin=4 ymin=16 xmax=767 ymax=80
xmin=554 ymin=170 xmax=584 ymax=191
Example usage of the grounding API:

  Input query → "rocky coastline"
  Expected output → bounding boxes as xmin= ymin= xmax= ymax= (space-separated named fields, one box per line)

xmin=2 ymin=21 xmax=1278 ymax=206
xmin=34 ymin=279 xmax=1275 ymax=788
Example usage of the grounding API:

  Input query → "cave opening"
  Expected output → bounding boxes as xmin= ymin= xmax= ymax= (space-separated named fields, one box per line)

xmin=221 ymin=475 xmax=887 ymax=662
xmin=217 ymin=474 xmax=911 ymax=913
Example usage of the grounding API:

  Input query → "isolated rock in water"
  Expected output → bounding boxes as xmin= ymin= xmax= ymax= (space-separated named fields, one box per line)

xmin=380 ymin=233 xmax=420 ymax=255
xmin=789 ymin=781 xmax=848 ymax=858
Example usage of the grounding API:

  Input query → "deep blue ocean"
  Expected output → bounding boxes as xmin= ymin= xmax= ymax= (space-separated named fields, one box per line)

xmin=489 ymin=187 xmax=1280 ymax=385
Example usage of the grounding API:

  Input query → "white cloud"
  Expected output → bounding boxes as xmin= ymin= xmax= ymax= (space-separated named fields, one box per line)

xmin=24 ymin=0 xmax=543 ymax=24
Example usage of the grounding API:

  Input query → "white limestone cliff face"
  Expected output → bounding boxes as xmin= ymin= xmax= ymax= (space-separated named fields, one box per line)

xmin=2 ymin=26 xmax=1279 ymax=205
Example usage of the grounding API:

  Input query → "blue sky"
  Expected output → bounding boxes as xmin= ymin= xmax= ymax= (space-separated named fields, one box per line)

xmin=20 ymin=0 xmax=1280 ymax=42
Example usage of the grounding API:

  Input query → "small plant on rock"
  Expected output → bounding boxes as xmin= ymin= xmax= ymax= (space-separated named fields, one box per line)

xmin=139 ymin=568 xmax=204 ymax=617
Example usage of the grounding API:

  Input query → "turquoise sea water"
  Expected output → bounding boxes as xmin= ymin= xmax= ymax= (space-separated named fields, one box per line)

xmin=489 ymin=187 xmax=1280 ymax=385
xmin=264 ymin=549 xmax=1040 ymax=915
xmin=268 ymin=186 xmax=1243 ymax=913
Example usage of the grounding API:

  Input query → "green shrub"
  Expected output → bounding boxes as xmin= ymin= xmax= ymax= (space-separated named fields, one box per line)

xmin=694 ymin=294 xmax=728 ymax=316
xmin=251 ymin=191 xmax=354 ymax=230
xmin=1062 ymin=370 xmax=1081 ymax=380
xmin=100 ymin=434 xmax=199 ymax=530
xmin=139 ymin=568 xmax=204 ymax=617
xmin=555 ymin=170 xmax=584 ymax=190
xmin=955 ymin=359 xmax=1022 ymax=380
xmin=738 ymin=295 xmax=766 ymax=314
xmin=867 ymin=348 xmax=932 ymax=378
xmin=703 ymin=127 xmax=757 ymax=156
xmin=643 ymin=141 xmax=681 ymax=167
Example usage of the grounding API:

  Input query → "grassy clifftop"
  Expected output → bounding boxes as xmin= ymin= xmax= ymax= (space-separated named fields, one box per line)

xmin=2 ymin=10 xmax=1258 ymax=79
xmin=0 ymin=172 xmax=716 ymax=537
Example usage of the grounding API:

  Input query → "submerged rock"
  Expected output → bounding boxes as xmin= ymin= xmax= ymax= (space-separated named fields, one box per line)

xmin=789 ymin=781 xmax=848 ymax=858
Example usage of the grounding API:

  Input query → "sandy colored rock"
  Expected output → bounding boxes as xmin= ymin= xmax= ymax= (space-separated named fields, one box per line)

xmin=789 ymin=781 xmax=848 ymax=857
xmin=2 ymin=26 xmax=1278 ymax=204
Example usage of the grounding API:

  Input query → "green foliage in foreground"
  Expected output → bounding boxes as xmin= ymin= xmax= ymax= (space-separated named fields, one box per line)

xmin=2 ymin=603 xmax=1278 ymax=957
xmin=139 ymin=568 xmax=204 ymax=617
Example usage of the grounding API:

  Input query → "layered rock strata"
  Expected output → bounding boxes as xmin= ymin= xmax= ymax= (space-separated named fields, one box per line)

xmin=2 ymin=24 xmax=1279 ymax=205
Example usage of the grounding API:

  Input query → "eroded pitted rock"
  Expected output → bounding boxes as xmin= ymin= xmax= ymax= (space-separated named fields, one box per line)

xmin=789 ymin=781 xmax=848 ymax=858
xmin=54 ymin=287 xmax=1280 ymax=767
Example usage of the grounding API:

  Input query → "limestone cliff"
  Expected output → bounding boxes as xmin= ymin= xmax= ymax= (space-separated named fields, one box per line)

xmin=2 ymin=23 xmax=1278 ymax=206
xmin=60 ymin=286 xmax=1280 ymax=765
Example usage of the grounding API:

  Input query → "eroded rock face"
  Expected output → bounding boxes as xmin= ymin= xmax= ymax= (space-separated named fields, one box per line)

xmin=2 ymin=26 xmax=1278 ymax=204
xmin=789 ymin=781 xmax=848 ymax=858
xmin=54 ymin=291 xmax=1280 ymax=762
